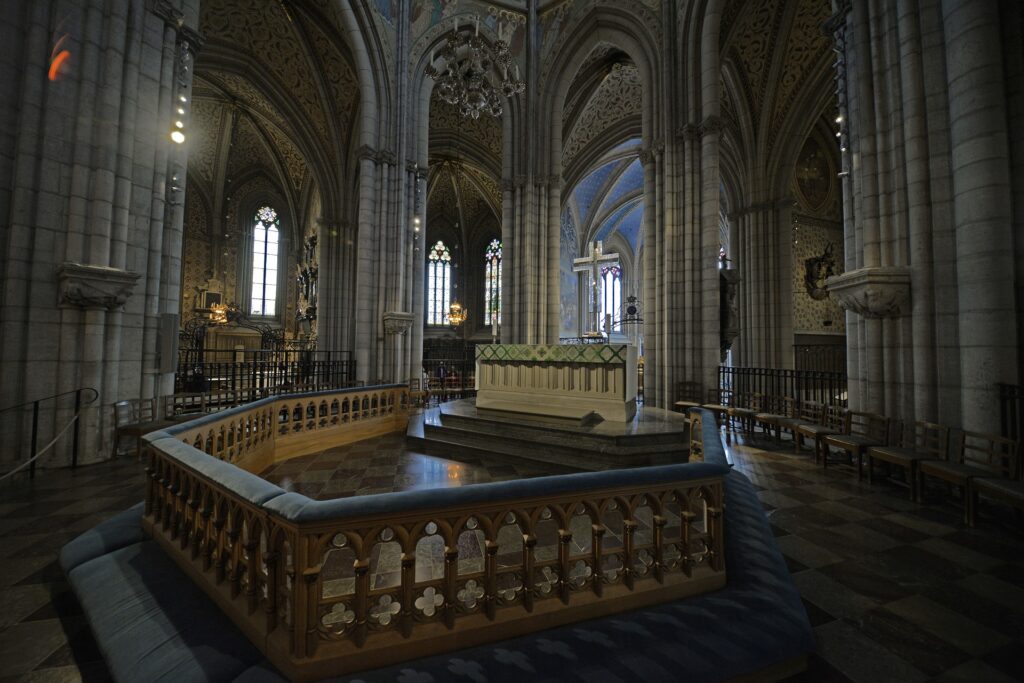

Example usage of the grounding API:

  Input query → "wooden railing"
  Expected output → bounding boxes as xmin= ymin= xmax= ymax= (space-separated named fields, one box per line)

xmin=167 ymin=385 xmax=410 ymax=473
xmin=142 ymin=387 xmax=727 ymax=680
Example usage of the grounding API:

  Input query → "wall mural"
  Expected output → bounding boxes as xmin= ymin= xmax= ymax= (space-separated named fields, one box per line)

xmin=560 ymin=208 xmax=579 ymax=337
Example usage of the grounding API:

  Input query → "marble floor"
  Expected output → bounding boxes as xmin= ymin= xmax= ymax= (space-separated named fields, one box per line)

xmin=1 ymin=426 xmax=1023 ymax=682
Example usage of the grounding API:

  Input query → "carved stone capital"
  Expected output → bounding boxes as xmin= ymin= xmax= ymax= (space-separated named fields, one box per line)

xmin=826 ymin=266 xmax=911 ymax=319
xmin=677 ymin=123 xmax=700 ymax=140
xmin=500 ymin=179 xmax=514 ymax=192
xmin=383 ymin=311 xmax=415 ymax=335
xmin=355 ymin=145 xmax=378 ymax=162
xmin=151 ymin=0 xmax=183 ymax=29
xmin=699 ymin=115 xmax=722 ymax=137
xmin=57 ymin=263 xmax=141 ymax=310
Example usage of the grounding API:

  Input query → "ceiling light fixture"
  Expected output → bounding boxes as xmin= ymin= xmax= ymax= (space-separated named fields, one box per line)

xmin=426 ymin=15 xmax=524 ymax=120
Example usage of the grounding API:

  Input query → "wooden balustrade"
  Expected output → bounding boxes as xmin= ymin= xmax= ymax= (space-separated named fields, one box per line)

xmin=166 ymin=385 xmax=410 ymax=473
xmin=143 ymin=445 xmax=725 ymax=681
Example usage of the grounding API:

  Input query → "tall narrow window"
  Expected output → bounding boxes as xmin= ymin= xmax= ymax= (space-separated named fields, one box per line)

xmin=427 ymin=240 xmax=451 ymax=325
xmin=251 ymin=206 xmax=279 ymax=316
xmin=484 ymin=238 xmax=501 ymax=324
xmin=600 ymin=264 xmax=622 ymax=332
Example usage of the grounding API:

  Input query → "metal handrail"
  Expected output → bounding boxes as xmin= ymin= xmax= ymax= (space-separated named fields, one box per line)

xmin=0 ymin=387 xmax=98 ymax=414
xmin=0 ymin=387 xmax=99 ymax=478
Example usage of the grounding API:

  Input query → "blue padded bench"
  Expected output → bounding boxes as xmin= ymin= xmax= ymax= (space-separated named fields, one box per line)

xmin=62 ymin=409 xmax=813 ymax=682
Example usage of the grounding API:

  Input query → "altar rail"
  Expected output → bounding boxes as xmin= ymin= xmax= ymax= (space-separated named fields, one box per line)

xmin=165 ymin=385 xmax=409 ymax=473
xmin=141 ymin=391 xmax=728 ymax=680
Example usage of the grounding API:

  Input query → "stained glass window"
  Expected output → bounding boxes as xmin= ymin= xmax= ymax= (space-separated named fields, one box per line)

xmin=484 ymin=239 xmax=501 ymax=324
xmin=427 ymin=240 xmax=451 ymax=325
xmin=251 ymin=206 xmax=279 ymax=316
xmin=601 ymin=264 xmax=622 ymax=332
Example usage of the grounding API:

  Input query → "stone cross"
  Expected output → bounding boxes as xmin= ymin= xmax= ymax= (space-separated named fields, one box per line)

xmin=573 ymin=240 xmax=619 ymax=336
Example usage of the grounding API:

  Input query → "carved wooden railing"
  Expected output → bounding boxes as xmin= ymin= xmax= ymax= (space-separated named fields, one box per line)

xmin=166 ymin=385 xmax=409 ymax=472
xmin=142 ymin=421 xmax=727 ymax=680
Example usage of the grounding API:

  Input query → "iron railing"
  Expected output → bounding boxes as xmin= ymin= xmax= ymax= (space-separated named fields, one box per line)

xmin=719 ymin=366 xmax=847 ymax=406
xmin=176 ymin=349 xmax=355 ymax=406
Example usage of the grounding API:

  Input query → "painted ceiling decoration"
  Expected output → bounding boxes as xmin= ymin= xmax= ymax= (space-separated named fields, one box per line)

xmin=719 ymin=0 xmax=833 ymax=151
xmin=562 ymin=62 xmax=643 ymax=171
xmin=565 ymin=137 xmax=645 ymax=255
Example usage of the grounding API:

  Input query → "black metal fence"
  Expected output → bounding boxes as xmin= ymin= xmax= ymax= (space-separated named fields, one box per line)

xmin=999 ymin=383 xmax=1022 ymax=441
xmin=176 ymin=349 xmax=355 ymax=407
xmin=719 ymin=366 xmax=847 ymax=406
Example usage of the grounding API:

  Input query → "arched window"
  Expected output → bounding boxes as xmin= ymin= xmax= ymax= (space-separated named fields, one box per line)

xmin=427 ymin=240 xmax=451 ymax=325
xmin=484 ymin=239 xmax=501 ymax=323
xmin=251 ymin=206 xmax=279 ymax=316
xmin=601 ymin=264 xmax=622 ymax=332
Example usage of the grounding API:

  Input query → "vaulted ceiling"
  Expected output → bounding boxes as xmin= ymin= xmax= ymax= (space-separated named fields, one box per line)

xmin=426 ymin=87 xmax=504 ymax=254
xmin=187 ymin=0 xmax=361 ymax=226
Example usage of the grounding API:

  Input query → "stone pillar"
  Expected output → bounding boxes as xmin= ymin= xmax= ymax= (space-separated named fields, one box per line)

xmin=0 ymin=0 xmax=196 ymax=467
xmin=943 ymin=0 xmax=1018 ymax=433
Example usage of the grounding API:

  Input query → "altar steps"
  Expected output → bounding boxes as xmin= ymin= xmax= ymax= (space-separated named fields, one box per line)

xmin=408 ymin=400 xmax=689 ymax=472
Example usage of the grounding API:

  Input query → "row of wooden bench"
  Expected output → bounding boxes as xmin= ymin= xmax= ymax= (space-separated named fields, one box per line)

xmin=676 ymin=389 xmax=1022 ymax=527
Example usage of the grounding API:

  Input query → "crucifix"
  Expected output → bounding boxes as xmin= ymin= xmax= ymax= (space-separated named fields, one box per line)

xmin=573 ymin=240 xmax=620 ymax=337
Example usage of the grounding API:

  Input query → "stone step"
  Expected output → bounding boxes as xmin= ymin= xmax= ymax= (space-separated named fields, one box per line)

xmin=438 ymin=410 xmax=684 ymax=454
xmin=420 ymin=422 xmax=686 ymax=472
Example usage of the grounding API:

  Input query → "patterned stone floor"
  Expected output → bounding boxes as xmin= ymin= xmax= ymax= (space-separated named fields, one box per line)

xmin=1 ymin=426 xmax=1023 ymax=682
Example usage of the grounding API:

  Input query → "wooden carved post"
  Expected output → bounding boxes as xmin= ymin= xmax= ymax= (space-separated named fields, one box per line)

xmin=622 ymin=518 xmax=637 ymax=590
xmin=264 ymin=548 xmax=279 ymax=633
xmin=352 ymin=559 xmax=371 ymax=647
xmin=591 ymin=524 xmax=605 ymax=597
xmin=401 ymin=551 xmax=415 ymax=637
xmin=558 ymin=530 xmax=572 ymax=604
xmin=652 ymin=514 xmax=667 ymax=583
xmin=522 ymin=534 xmax=536 ymax=612
xmin=484 ymin=540 xmax=499 ymax=620
xmin=443 ymin=545 xmax=458 ymax=629
xmin=301 ymin=565 xmax=320 ymax=658
xmin=681 ymin=508 xmax=695 ymax=578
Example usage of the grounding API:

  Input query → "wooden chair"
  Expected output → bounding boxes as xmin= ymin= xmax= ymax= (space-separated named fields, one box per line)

xmin=919 ymin=430 xmax=1019 ymax=525
xmin=822 ymin=411 xmax=890 ymax=478
xmin=163 ymin=392 xmax=207 ymax=422
xmin=755 ymin=396 xmax=796 ymax=442
xmin=674 ymin=381 xmax=702 ymax=413
xmin=867 ymin=421 xmax=949 ymax=501
xmin=969 ymin=436 xmax=1023 ymax=527
xmin=700 ymin=389 xmax=731 ymax=428
xmin=113 ymin=398 xmax=171 ymax=458
xmin=795 ymin=405 xmax=850 ymax=463
xmin=726 ymin=392 xmax=759 ymax=438
xmin=408 ymin=379 xmax=428 ymax=408
xmin=778 ymin=401 xmax=824 ymax=453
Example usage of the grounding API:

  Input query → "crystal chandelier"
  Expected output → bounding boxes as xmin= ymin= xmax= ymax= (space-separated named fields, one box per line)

xmin=426 ymin=16 xmax=525 ymax=119
xmin=448 ymin=301 xmax=467 ymax=327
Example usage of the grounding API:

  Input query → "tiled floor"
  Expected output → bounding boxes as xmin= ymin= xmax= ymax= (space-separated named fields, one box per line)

xmin=260 ymin=431 xmax=573 ymax=498
xmin=1 ymin=426 xmax=1023 ymax=682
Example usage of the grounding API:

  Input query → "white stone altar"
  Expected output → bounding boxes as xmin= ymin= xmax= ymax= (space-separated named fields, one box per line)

xmin=474 ymin=343 xmax=638 ymax=422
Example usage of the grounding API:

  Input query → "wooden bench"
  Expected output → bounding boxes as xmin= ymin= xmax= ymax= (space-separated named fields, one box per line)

xmin=778 ymin=401 xmax=824 ymax=453
xmin=919 ymin=430 xmax=1019 ymax=525
xmin=867 ymin=421 xmax=950 ymax=501
xmin=700 ymin=389 xmax=732 ymax=429
xmin=755 ymin=395 xmax=796 ymax=443
xmin=673 ymin=381 xmax=702 ymax=413
xmin=726 ymin=392 xmax=759 ymax=438
xmin=796 ymin=404 xmax=850 ymax=465
xmin=822 ymin=411 xmax=890 ymax=478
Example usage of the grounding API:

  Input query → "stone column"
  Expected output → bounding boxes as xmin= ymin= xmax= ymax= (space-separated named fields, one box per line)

xmin=943 ymin=0 xmax=1018 ymax=433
